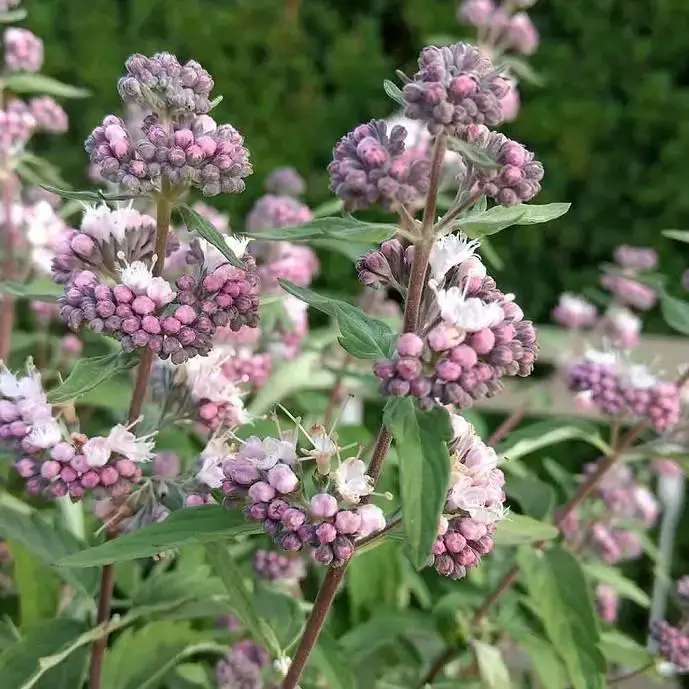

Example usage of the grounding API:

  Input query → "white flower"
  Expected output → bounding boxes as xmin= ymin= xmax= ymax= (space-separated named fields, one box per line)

xmin=146 ymin=276 xmax=176 ymax=306
xmin=429 ymin=234 xmax=480 ymax=283
xmin=584 ymin=348 xmax=618 ymax=368
xmin=0 ymin=366 xmax=44 ymax=401
xmin=82 ymin=436 xmax=111 ymax=467
xmin=119 ymin=259 xmax=155 ymax=294
xmin=273 ymin=656 xmax=292 ymax=678
xmin=225 ymin=234 xmax=252 ymax=259
xmin=435 ymin=287 xmax=504 ymax=332
xmin=196 ymin=453 xmax=225 ymax=488
xmin=27 ymin=421 xmax=62 ymax=449
xmin=625 ymin=363 xmax=657 ymax=390
xmin=356 ymin=504 xmax=387 ymax=538
xmin=261 ymin=436 xmax=297 ymax=469
xmin=107 ymin=424 xmax=155 ymax=462
xmin=335 ymin=458 xmax=374 ymax=504
xmin=607 ymin=306 xmax=640 ymax=336
xmin=81 ymin=203 xmax=131 ymax=243
xmin=0 ymin=369 xmax=21 ymax=398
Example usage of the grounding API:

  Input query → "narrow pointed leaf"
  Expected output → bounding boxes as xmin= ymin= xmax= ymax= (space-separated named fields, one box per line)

xmin=5 ymin=73 xmax=90 ymax=98
xmin=177 ymin=204 xmax=244 ymax=268
xmin=57 ymin=506 xmax=261 ymax=567
xmin=384 ymin=399 xmax=453 ymax=569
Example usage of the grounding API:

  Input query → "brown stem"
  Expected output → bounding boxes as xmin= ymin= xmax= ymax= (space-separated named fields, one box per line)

xmin=0 ymin=170 xmax=17 ymax=361
xmin=420 ymin=419 xmax=648 ymax=686
xmin=280 ymin=568 xmax=346 ymax=688
xmin=487 ymin=406 xmax=527 ymax=447
xmin=87 ymin=189 xmax=171 ymax=689
xmin=282 ymin=137 xmax=447 ymax=689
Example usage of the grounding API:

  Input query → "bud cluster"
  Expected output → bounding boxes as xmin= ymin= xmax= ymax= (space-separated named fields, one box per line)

xmin=651 ymin=621 xmax=689 ymax=672
xmin=246 ymin=194 xmax=313 ymax=232
xmin=566 ymin=349 xmax=681 ymax=432
xmin=430 ymin=415 xmax=505 ymax=578
xmin=561 ymin=462 xmax=659 ymax=566
xmin=3 ymin=27 xmax=43 ymax=72
xmin=328 ymin=119 xmax=430 ymax=211
xmin=373 ymin=235 xmax=537 ymax=409
xmin=85 ymin=113 xmax=252 ymax=197
xmin=402 ymin=43 xmax=510 ymax=136
xmin=216 ymin=640 xmax=274 ymax=689
xmin=253 ymin=548 xmax=305 ymax=583
xmin=264 ymin=166 xmax=306 ymax=198
xmin=194 ymin=434 xmax=387 ymax=567
xmin=460 ymin=124 xmax=544 ymax=205
xmin=600 ymin=244 xmax=658 ymax=311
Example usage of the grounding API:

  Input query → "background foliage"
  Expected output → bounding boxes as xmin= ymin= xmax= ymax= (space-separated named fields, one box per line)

xmin=22 ymin=0 xmax=689 ymax=326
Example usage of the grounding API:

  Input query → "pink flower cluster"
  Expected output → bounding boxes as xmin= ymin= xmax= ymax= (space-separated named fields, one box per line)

xmin=59 ymin=262 xmax=259 ymax=364
xmin=246 ymin=194 xmax=313 ymax=232
xmin=264 ymin=166 xmax=306 ymax=197
xmin=3 ymin=27 xmax=43 ymax=72
xmin=402 ymin=43 xmax=510 ymax=135
xmin=566 ymin=349 xmax=681 ymax=432
xmin=28 ymin=96 xmax=68 ymax=134
xmin=0 ymin=362 xmax=57 ymax=450
xmin=561 ymin=462 xmax=659 ymax=565
xmin=551 ymin=293 xmax=597 ymax=330
xmin=595 ymin=584 xmax=619 ymax=624
xmin=328 ymin=119 xmax=430 ymax=211
xmin=374 ymin=235 xmax=537 ymax=409
xmin=430 ymin=415 xmax=505 ymax=578
xmin=216 ymin=640 xmax=273 ymax=689
xmin=85 ymin=113 xmax=252 ymax=197
xmin=253 ymin=548 xmax=305 ymax=582
xmin=196 ymin=435 xmax=387 ymax=567
xmin=459 ymin=123 xmax=544 ymax=205
xmin=16 ymin=424 xmax=153 ymax=501
xmin=458 ymin=0 xmax=539 ymax=55
xmin=651 ymin=621 xmax=689 ymax=672
xmin=0 ymin=104 xmax=35 ymax=153
xmin=600 ymin=244 xmax=658 ymax=311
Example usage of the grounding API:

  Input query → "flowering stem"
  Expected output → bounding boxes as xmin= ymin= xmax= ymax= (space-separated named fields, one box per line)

xmin=281 ymin=138 xmax=448 ymax=689
xmin=324 ymin=353 xmax=353 ymax=429
xmin=419 ymin=419 xmax=648 ymax=686
xmin=0 ymin=169 xmax=17 ymax=362
xmin=88 ymin=187 xmax=172 ymax=689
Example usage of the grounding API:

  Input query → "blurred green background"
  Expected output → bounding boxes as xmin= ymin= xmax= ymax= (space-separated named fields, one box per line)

xmin=22 ymin=0 xmax=689 ymax=326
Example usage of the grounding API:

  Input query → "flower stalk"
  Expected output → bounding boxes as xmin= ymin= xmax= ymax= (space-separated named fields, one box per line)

xmin=87 ymin=186 xmax=172 ymax=689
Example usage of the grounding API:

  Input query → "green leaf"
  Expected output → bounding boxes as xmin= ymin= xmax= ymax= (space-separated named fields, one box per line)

xmin=348 ymin=541 xmax=402 ymax=620
xmin=0 ymin=8 xmax=27 ymax=22
xmin=204 ymin=543 xmax=280 ymax=654
xmin=458 ymin=202 xmax=571 ymax=238
xmin=662 ymin=229 xmax=689 ymax=244
xmin=100 ymin=622 xmax=214 ymax=689
xmin=447 ymin=138 xmax=501 ymax=169
xmin=384 ymin=399 xmax=453 ymax=569
xmin=600 ymin=631 xmax=653 ymax=668
xmin=383 ymin=79 xmax=405 ymax=106
xmin=0 ymin=507 xmax=97 ymax=597
xmin=312 ymin=633 xmax=357 ymax=689
xmin=5 ymin=73 xmax=90 ymax=99
xmin=249 ymin=215 xmax=398 ymax=244
xmin=497 ymin=419 xmax=608 ymax=461
xmin=18 ymin=152 xmax=70 ymax=190
xmin=311 ymin=197 xmax=344 ymax=218
xmin=0 ymin=619 xmax=89 ymax=689
xmin=521 ymin=635 xmax=568 ymax=689
xmin=0 ymin=279 xmax=62 ymax=303
xmin=40 ymin=184 xmax=138 ymax=202
xmin=473 ymin=641 xmax=512 ymax=689
xmin=131 ymin=565 xmax=225 ymax=609
xmin=661 ymin=291 xmax=689 ymax=335
xmin=254 ymin=584 xmax=305 ymax=651
xmin=493 ymin=514 xmax=559 ymax=545
xmin=499 ymin=55 xmax=544 ymax=85
xmin=519 ymin=546 xmax=606 ymax=689
xmin=8 ymin=542 xmax=60 ymax=628
xmin=57 ymin=506 xmax=260 ymax=567
xmin=177 ymin=203 xmax=244 ymax=268
xmin=48 ymin=351 xmax=138 ymax=404
xmin=279 ymin=280 xmax=396 ymax=359
xmin=583 ymin=563 xmax=650 ymax=607
xmin=504 ymin=474 xmax=555 ymax=520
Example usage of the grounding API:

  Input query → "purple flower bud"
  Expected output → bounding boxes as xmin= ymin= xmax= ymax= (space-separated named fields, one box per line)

xmin=248 ymin=481 xmax=276 ymax=503
xmin=316 ymin=522 xmax=337 ymax=544
xmin=334 ymin=510 xmax=362 ymax=534
xmin=281 ymin=507 xmax=306 ymax=531
xmin=267 ymin=464 xmax=299 ymax=494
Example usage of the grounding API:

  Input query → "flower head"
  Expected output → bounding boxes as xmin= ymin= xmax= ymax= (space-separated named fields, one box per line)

xmin=429 ymin=234 xmax=481 ymax=283
xmin=335 ymin=458 xmax=374 ymax=504
xmin=436 ymin=287 xmax=504 ymax=331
